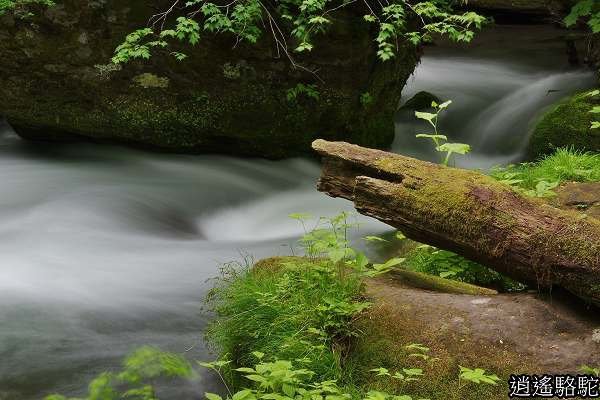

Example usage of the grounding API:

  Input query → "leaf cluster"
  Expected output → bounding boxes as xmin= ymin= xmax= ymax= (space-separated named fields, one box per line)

xmin=403 ymin=245 xmax=524 ymax=291
xmin=112 ymin=0 xmax=486 ymax=66
xmin=44 ymin=347 xmax=192 ymax=400
xmin=564 ymin=0 xmax=600 ymax=33
xmin=414 ymin=100 xmax=471 ymax=166
xmin=0 ymin=0 xmax=54 ymax=18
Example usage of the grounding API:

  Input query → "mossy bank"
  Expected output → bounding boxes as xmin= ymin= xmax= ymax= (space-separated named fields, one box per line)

xmin=0 ymin=0 xmax=419 ymax=158
xmin=204 ymin=255 xmax=600 ymax=400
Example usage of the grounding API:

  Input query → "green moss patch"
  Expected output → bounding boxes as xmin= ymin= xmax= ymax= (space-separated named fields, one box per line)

xmin=527 ymin=91 xmax=600 ymax=159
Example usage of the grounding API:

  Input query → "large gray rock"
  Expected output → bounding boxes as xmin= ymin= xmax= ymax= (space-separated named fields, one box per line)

xmin=0 ymin=1 xmax=419 ymax=158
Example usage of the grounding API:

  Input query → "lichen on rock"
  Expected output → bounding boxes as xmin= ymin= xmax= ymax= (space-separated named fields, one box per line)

xmin=133 ymin=73 xmax=170 ymax=89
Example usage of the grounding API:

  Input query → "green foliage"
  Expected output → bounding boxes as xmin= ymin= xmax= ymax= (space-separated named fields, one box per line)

xmin=113 ymin=17 xmax=201 ymax=63
xmin=0 ymin=0 xmax=54 ymax=18
xmin=286 ymin=83 xmax=320 ymax=102
xmin=44 ymin=347 xmax=192 ymax=400
xmin=458 ymin=367 xmax=500 ymax=386
xmin=47 ymin=213 xmax=502 ymax=400
xmin=490 ymin=148 xmax=600 ymax=197
xmin=202 ymin=358 xmax=352 ymax=400
xmin=564 ymin=0 xmax=600 ymax=33
xmin=112 ymin=0 xmax=485 ymax=66
xmin=205 ymin=213 xmax=407 ymax=382
xmin=205 ymin=217 xmax=365 ymax=381
xmin=197 ymin=346 xmax=498 ymax=400
xmin=403 ymin=245 xmax=524 ymax=292
xmin=414 ymin=100 xmax=471 ymax=166
xmin=360 ymin=92 xmax=374 ymax=108
xmin=367 ymin=2 xmax=486 ymax=61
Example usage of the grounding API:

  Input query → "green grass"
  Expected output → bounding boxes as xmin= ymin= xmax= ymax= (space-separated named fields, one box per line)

xmin=204 ymin=256 xmax=366 ymax=387
xmin=491 ymin=148 xmax=600 ymax=192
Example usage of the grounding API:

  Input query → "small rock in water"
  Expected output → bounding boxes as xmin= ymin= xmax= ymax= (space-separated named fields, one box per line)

xmin=592 ymin=328 xmax=600 ymax=344
xmin=470 ymin=297 xmax=491 ymax=305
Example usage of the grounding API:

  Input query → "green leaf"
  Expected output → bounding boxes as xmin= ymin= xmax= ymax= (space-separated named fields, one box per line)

xmin=589 ymin=106 xmax=600 ymax=114
xmin=370 ymin=367 xmax=391 ymax=376
xmin=436 ymin=142 xmax=471 ymax=155
xmin=232 ymin=389 xmax=255 ymax=400
xmin=403 ymin=368 xmax=424 ymax=376
xmin=437 ymin=100 xmax=452 ymax=110
xmin=405 ymin=343 xmax=430 ymax=353
xmin=235 ymin=367 xmax=256 ymax=373
xmin=245 ymin=374 xmax=267 ymax=383
xmin=459 ymin=366 xmax=501 ymax=385
xmin=364 ymin=14 xmax=376 ymax=22
xmin=414 ymin=111 xmax=437 ymax=122
xmin=396 ymin=232 xmax=407 ymax=240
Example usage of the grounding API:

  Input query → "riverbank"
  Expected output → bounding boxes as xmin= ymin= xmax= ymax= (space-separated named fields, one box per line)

xmin=198 ymin=148 xmax=600 ymax=400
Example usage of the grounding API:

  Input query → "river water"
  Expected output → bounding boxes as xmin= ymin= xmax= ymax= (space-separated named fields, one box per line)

xmin=0 ymin=25 xmax=596 ymax=399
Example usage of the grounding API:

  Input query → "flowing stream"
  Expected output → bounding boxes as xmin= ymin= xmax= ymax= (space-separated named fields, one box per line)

xmin=0 ymin=24 xmax=596 ymax=399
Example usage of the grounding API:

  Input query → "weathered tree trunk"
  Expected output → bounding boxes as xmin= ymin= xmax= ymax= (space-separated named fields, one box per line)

xmin=312 ymin=139 xmax=600 ymax=305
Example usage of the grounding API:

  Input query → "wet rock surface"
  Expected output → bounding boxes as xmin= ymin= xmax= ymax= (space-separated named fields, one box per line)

xmin=367 ymin=275 xmax=600 ymax=372
xmin=555 ymin=182 xmax=600 ymax=219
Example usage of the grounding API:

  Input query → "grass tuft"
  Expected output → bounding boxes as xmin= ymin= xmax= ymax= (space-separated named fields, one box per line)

xmin=491 ymin=148 xmax=600 ymax=192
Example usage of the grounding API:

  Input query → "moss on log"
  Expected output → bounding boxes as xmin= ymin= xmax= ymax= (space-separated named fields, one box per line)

xmin=390 ymin=268 xmax=498 ymax=296
xmin=312 ymin=139 xmax=600 ymax=305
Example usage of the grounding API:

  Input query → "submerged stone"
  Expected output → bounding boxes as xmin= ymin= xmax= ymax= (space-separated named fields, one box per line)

xmin=398 ymin=91 xmax=441 ymax=112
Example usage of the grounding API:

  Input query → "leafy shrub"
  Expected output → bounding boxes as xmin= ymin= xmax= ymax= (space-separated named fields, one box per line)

xmin=111 ymin=1 xmax=486 ymax=65
xmin=403 ymin=245 xmax=524 ymax=292
xmin=0 ymin=0 xmax=54 ymax=18
xmin=44 ymin=347 xmax=192 ymax=400
xmin=204 ymin=213 xmax=395 ymax=382
xmin=564 ymin=0 xmax=600 ymax=33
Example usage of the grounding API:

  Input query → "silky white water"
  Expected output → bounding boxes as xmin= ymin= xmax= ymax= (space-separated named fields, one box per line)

xmin=393 ymin=25 xmax=596 ymax=169
xmin=0 ymin=125 xmax=387 ymax=399
xmin=0 ymin=24 xmax=596 ymax=399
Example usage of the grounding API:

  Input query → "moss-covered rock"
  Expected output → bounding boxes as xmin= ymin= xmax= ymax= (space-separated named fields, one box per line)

xmin=0 ymin=0 xmax=419 ymax=158
xmin=527 ymin=91 xmax=600 ymax=159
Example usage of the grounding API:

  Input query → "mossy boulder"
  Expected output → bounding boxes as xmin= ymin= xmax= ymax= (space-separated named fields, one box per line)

xmin=527 ymin=91 xmax=600 ymax=159
xmin=0 ymin=0 xmax=419 ymax=158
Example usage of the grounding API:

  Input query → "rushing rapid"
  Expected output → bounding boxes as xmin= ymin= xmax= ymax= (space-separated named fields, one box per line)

xmin=393 ymin=25 xmax=596 ymax=168
xmin=0 ymin=24 xmax=595 ymax=399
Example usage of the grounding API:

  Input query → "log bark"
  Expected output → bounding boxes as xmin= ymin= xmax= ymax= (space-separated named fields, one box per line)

xmin=312 ymin=139 xmax=600 ymax=305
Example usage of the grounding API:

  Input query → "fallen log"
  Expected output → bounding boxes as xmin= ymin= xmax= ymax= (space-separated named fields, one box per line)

xmin=312 ymin=139 xmax=600 ymax=305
